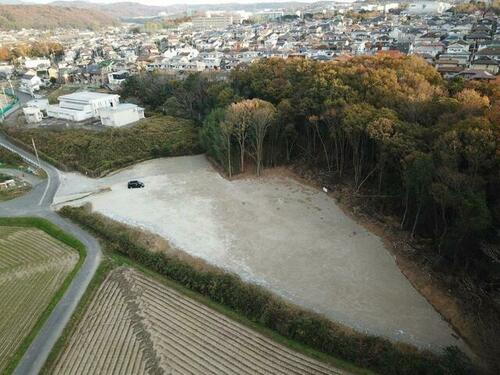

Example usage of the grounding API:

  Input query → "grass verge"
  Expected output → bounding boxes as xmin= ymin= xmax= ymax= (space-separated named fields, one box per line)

xmin=0 ymin=217 xmax=86 ymax=374
xmin=0 ymin=185 xmax=30 ymax=202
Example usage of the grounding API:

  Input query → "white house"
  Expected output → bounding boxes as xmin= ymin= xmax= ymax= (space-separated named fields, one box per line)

xmin=23 ymin=107 xmax=43 ymax=123
xmin=107 ymin=70 xmax=129 ymax=86
xmin=99 ymin=104 xmax=145 ymax=127
xmin=20 ymin=72 xmax=42 ymax=95
xmin=0 ymin=64 xmax=14 ymax=78
xmin=47 ymin=91 xmax=120 ymax=122
xmin=24 ymin=58 xmax=50 ymax=70
xmin=413 ymin=42 xmax=445 ymax=57
xmin=0 ymin=179 xmax=16 ymax=190
xmin=446 ymin=41 xmax=470 ymax=54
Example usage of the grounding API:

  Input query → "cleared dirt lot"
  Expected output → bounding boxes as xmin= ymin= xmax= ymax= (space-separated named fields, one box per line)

xmin=54 ymin=267 xmax=340 ymax=375
xmin=0 ymin=226 xmax=78 ymax=372
xmin=57 ymin=155 xmax=465 ymax=351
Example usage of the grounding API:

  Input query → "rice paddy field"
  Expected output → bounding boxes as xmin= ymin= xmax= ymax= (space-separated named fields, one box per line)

xmin=0 ymin=226 xmax=79 ymax=373
xmin=53 ymin=267 xmax=341 ymax=375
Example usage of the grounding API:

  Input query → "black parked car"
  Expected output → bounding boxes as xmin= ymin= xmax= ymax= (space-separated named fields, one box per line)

xmin=128 ymin=180 xmax=144 ymax=189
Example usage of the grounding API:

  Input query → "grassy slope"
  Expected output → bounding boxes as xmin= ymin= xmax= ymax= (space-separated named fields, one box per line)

xmin=3 ymin=115 xmax=201 ymax=176
xmin=0 ymin=217 xmax=86 ymax=374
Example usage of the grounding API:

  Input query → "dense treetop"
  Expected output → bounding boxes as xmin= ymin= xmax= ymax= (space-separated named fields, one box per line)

xmin=122 ymin=56 xmax=499 ymax=290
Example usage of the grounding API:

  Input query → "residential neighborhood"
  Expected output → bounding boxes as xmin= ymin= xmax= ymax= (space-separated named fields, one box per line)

xmin=0 ymin=1 xmax=499 ymax=375
xmin=0 ymin=1 xmax=498 ymax=97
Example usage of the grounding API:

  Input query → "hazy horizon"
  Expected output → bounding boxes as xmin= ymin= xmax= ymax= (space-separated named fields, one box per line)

xmin=26 ymin=0 xmax=336 ymax=5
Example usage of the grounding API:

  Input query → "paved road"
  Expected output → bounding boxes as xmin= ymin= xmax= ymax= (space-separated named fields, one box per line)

xmin=0 ymin=134 xmax=102 ymax=375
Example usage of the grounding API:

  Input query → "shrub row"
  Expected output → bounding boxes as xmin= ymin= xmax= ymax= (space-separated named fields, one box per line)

xmin=59 ymin=205 xmax=473 ymax=375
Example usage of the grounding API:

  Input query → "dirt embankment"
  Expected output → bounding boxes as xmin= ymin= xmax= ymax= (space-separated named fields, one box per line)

xmin=272 ymin=164 xmax=499 ymax=372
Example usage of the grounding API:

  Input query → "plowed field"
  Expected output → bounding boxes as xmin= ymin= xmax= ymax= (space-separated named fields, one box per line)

xmin=54 ymin=267 xmax=342 ymax=375
xmin=0 ymin=226 xmax=79 ymax=372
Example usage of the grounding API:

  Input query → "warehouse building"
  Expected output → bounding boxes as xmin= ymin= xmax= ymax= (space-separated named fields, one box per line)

xmin=45 ymin=91 xmax=144 ymax=126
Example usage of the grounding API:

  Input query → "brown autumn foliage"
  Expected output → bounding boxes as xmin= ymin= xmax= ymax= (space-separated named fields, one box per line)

xmin=0 ymin=5 xmax=116 ymax=30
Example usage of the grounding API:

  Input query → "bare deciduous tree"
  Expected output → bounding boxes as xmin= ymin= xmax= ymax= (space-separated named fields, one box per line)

xmin=248 ymin=99 xmax=277 ymax=176
xmin=226 ymin=101 xmax=252 ymax=172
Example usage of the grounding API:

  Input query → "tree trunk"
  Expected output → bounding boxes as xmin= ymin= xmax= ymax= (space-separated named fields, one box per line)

xmin=227 ymin=135 xmax=232 ymax=178
xmin=411 ymin=202 xmax=422 ymax=239
xmin=238 ymin=140 xmax=245 ymax=173
xmin=401 ymin=190 xmax=409 ymax=229
xmin=315 ymin=123 xmax=331 ymax=172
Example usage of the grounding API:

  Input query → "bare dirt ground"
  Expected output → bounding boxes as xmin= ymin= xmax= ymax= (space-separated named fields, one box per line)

xmin=56 ymin=155 xmax=466 ymax=352
xmin=54 ymin=267 xmax=341 ymax=375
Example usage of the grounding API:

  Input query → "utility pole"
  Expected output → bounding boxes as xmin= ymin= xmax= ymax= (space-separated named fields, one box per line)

xmin=7 ymin=77 xmax=14 ymax=96
xmin=31 ymin=137 xmax=41 ymax=169
xmin=1 ymin=85 xmax=5 ymax=122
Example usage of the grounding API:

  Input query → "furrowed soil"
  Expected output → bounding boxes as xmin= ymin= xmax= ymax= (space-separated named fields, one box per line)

xmin=53 ymin=267 xmax=342 ymax=375
xmin=0 ymin=226 xmax=78 ymax=373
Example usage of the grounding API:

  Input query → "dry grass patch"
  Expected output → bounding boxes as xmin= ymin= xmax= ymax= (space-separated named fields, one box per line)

xmin=0 ymin=226 xmax=79 ymax=373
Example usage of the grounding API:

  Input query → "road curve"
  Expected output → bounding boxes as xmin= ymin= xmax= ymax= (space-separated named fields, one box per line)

xmin=0 ymin=133 xmax=102 ymax=375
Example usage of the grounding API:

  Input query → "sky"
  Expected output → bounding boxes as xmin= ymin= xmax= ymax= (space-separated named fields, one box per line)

xmin=29 ymin=0 xmax=329 ymax=5
xmin=30 ymin=0 xmax=324 ymax=5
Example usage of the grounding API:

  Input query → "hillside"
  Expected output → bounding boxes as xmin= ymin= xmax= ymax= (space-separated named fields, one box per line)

xmin=50 ymin=1 xmax=312 ymax=19
xmin=0 ymin=5 xmax=116 ymax=30
xmin=50 ymin=1 xmax=169 ymax=18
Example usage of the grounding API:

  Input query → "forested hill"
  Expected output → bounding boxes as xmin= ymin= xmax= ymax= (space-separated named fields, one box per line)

xmin=49 ymin=1 xmax=312 ymax=18
xmin=0 ymin=5 xmax=117 ymax=30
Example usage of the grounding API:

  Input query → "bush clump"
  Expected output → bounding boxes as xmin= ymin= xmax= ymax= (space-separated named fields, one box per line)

xmin=59 ymin=205 xmax=473 ymax=375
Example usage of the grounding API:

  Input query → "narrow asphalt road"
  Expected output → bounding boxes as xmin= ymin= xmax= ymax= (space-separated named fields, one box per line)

xmin=0 ymin=133 xmax=102 ymax=375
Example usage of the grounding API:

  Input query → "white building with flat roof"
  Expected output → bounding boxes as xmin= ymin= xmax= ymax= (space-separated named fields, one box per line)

xmin=23 ymin=107 xmax=43 ymax=123
xmin=47 ymin=91 xmax=120 ymax=122
xmin=192 ymin=15 xmax=234 ymax=30
xmin=406 ymin=2 xmax=451 ymax=15
xmin=46 ymin=90 xmax=144 ymax=126
xmin=99 ymin=104 xmax=145 ymax=127
xmin=24 ymin=58 xmax=50 ymax=70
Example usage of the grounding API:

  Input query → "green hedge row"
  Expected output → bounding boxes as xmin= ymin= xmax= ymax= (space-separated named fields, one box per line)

xmin=59 ymin=205 xmax=473 ymax=375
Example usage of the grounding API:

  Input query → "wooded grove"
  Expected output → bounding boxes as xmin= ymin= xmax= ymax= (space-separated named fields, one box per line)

xmin=121 ymin=56 xmax=499 ymax=294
